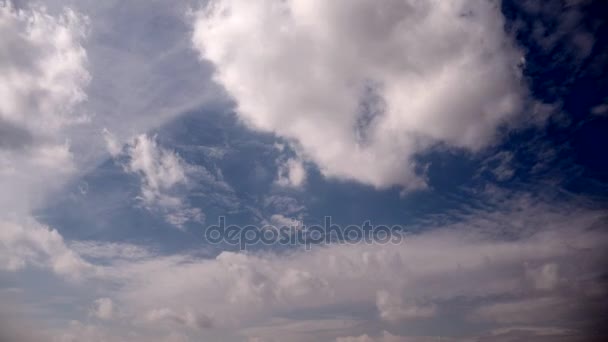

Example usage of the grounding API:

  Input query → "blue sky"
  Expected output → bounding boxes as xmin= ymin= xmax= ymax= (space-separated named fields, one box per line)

xmin=1 ymin=0 xmax=607 ymax=341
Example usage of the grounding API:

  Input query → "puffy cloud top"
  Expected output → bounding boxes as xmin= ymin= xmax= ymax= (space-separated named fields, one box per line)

xmin=193 ymin=0 xmax=525 ymax=189
xmin=0 ymin=2 xmax=89 ymax=135
xmin=0 ymin=2 xmax=89 ymax=212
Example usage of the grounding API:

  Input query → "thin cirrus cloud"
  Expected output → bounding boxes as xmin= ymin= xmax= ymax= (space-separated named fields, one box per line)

xmin=192 ymin=0 xmax=527 ymax=190
xmin=107 ymin=133 xmax=205 ymax=228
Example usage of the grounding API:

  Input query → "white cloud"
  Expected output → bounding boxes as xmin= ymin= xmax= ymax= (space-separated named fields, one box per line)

xmin=376 ymin=290 xmax=436 ymax=322
xmin=0 ymin=3 xmax=604 ymax=341
xmin=276 ymin=157 xmax=307 ymax=188
xmin=63 ymin=0 xmax=225 ymax=158
xmin=0 ymin=218 xmax=92 ymax=280
xmin=122 ymin=134 xmax=203 ymax=228
xmin=0 ymin=1 xmax=96 ymax=299
xmin=193 ymin=0 xmax=525 ymax=190
xmin=1 ymin=193 xmax=605 ymax=341
xmin=0 ymin=2 xmax=90 ymax=134
xmin=0 ymin=1 xmax=90 ymax=213
xmin=126 ymin=134 xmax=188 ymax=201
xmin=145 ymin=307 xmax=213 ymax=330
xmin=269 ymin=214 xmax=302 ymax=229
xmin=79 ymin=195 xmax=607 ymax=341
xmin=102 ymin=128 xmax=122 ymax=157
xmin=70 ymin=241 xmax=152 ymax=261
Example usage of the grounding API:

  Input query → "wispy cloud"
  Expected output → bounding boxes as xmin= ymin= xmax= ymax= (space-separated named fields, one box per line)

xmin=119 ymin=133 xmax=204 ymax=229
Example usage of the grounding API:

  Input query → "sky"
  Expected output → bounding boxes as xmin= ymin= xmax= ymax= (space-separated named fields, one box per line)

xmin=1 ymin=0 xmax=607 ymax=341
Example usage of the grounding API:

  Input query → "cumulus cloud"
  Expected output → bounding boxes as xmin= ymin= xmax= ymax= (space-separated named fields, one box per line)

xmin=73 ymin=194 xmax=606 ymax=341
xmin=192 ymin=0 xmax=525 ymax=190
xmin=1 ymin=2 xmax=606 ymax=341
xmin=0 ymin=2 xmax=89 ymax=134
xmin=0 ymin=218 xmax=92 ymax=280
xmin=0 ymin=1 xmax=90 ymax=212
xmin=0 ymin=1 xmax=95 ymax=301
xmin=2 ymin=193 xmax=605 ymax=341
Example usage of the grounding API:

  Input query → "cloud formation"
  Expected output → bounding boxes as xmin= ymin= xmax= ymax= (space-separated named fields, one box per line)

xmin=55 ymin=194 xmax=606 ymax=341
xmin=0 ymin=2 xmax=94 ymax=283
xmin=122 ymin=134 xmax=203 ymax=228
xmin=0 ymin=2 xmax=90 ymax=212
xmin=276 ymin=157 xmax=306 ymax=188
xmin=193 ymin=0 xmax=525 ymax=190
xmin=0 ymin=218 xmax=92 ymax=280
xmin=1 ymin=1 xmax=606 ymax=341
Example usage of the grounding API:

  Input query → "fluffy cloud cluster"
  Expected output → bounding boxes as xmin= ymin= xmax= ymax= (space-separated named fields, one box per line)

xmin=0 ymin=2 xmax=93 ymax=282
xmin=0 ymin=218 xmax=92 ymax=280
xmin=0 ymin=2 xmax=89 ymax=212
xmin=193 ymin=0 xmax=525 ymax=190
xmin=2 ymin=191 xmax=604 ymax=341
xmin=0 ymin=2 xmax=89 ymax=134
xmin=64 ymin=195 xmax=606 ymax=341
xmin=1 ymin=1 xmax=606 ymax=341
